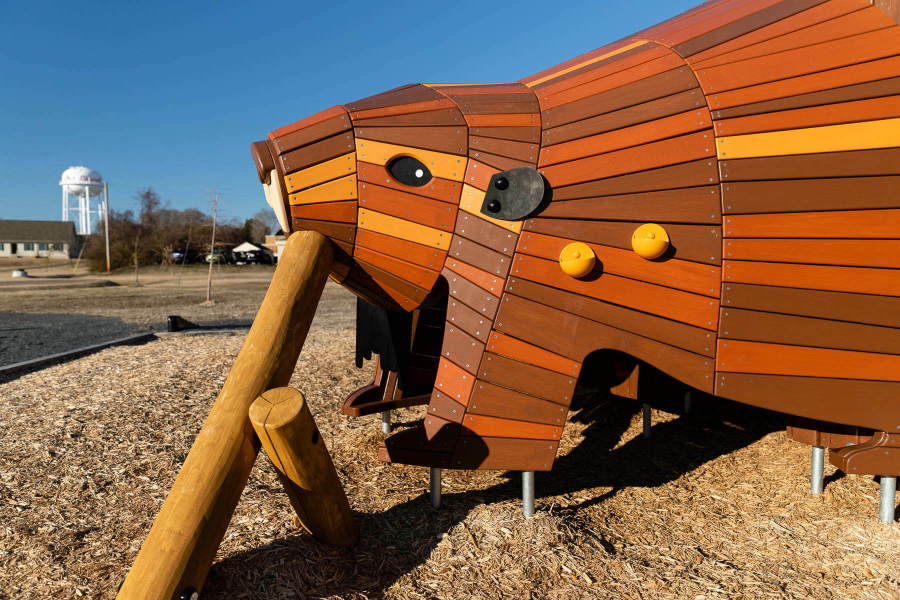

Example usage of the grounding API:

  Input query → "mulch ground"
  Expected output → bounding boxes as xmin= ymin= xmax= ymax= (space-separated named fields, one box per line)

xmin=0 ymin=331 xmax=897 ymax=599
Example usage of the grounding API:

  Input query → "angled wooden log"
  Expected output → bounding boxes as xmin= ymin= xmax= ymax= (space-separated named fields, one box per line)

xmin=249 ymin=387 xmax=359 ymax=547
xmin=118 ymin=231 xmax=333 ymax=600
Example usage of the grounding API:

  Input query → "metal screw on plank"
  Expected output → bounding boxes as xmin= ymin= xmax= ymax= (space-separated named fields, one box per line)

xmin=381 ymin=411 xmax=391 ymax=434
xmin=430 ymin=467 xmax=442 ymax=509
xmin=811 ymin=446 xmax=825 ymax=495
xmin=523 ymin=471 xmax=535 ymax=518
xmin=879 ymin=476 xmax=896 ymax=523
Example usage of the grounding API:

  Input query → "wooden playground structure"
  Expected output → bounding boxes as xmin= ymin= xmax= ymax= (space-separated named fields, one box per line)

xmin=119 ymin=0 xmax=900 ymax=597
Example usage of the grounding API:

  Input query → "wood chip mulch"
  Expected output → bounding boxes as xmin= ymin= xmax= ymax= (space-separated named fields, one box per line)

xmin=1 ymin=331 xmax=898 ymax=599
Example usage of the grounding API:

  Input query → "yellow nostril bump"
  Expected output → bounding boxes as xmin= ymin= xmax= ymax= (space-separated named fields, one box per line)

xmin=559 ymin=242 xmax=595 ymax=278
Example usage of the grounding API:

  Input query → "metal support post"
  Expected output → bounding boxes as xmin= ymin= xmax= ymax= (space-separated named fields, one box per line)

xmin=381 ymin=411 xmax=391 ymax=434
xmin=879 ymin=476 xmax=896 ymax=523
xmin=523 ymin=471 xmax=535 ymax=518
xmin=811 ymin=446 xmax=825 ymax=495
xmin=430 ymin=467 xmax=441 ymax=510
xmin=642 ymin=403 xmax=651 ymax=438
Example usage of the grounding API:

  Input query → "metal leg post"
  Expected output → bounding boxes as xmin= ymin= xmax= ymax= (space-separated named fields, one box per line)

xmin=811 ymin=446 xmax=825 ymax=494
xmin=381 ymin=411 xmax=391 ymax=434
xmin=523 ymin=471 xmax=535 ymax=518
xmin=430 ymin=467 xmax=441 ymax=510
xmin=879 ymin=476 xmax=896 ymax=524
xmin=642 ymin=404 xmax=651 ymax=438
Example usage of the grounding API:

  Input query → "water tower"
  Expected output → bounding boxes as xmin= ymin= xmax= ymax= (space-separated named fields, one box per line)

xmin=60 ymin=166 xmax=105 ymax=235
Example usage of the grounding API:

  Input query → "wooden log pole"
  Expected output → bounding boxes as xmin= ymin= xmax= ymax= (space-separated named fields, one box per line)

xmin=118 ymin=231 xmax=333 ymax=600
xmin=249 ymin=387 xmax=359 ymax=546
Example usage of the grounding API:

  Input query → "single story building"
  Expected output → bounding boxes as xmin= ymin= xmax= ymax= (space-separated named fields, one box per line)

xmin=0 ymin=220 xmax=77 ymax=259
xmin=263 ymin=234 xmax=286 ymax=263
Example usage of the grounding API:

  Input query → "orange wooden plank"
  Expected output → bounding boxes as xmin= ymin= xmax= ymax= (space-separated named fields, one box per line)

xmin=716 ymin=339 xmax=900 ymax=381
xmin=445 ymin=258 xmax=504 ymax=294
xmin=461 ymin=414 xmax=562 ymax=440
xmin=463 ymin=158 xmax=499 ymax=192
xmin=358 ymin=162 xmax=461 ymax=204
xmin=486 ymin=332 xmax=581 ymax=376
xmin=517 ymin=232 xmax=721 ymax=297
xmin=290 ymin=200 xmax=357 ymax=223
xmin=714 ymin=94 xmax=900 ymax=136
xmin=358 ymin=183 xmax=457 ymax=231
xmin=724 ymin=238 xmax=900 ymax=269
xmin=723 ymin=260 xmax=900 ymax=297
xmin=433 ymin=359 xmax=475 ymax=406
xmin=355 ymin=228 xmax=447 ymax=269
xmin=535 ymin=45 xmax=669 ymax=96
xmin=724 ymin=209 xmax=900 ymax=238
xmin=650 ymin=0 xmax=785 ymax=46
xmin=539 ymin=131 xmax=715 ymax=188
xmin=512 ymin=253 xmax=719 ymax=330
xmin=541 ymin=109 xmax=711 ymax=166
xmin=268 ymin=105 xmax=345 ymax=141
xmin=348 ymin=98 xmax=454 ymax=121
xmin=463 ymin=113 xmax=538 ymax=127
xmin=353 ymin=245 xmax=440 ymax=288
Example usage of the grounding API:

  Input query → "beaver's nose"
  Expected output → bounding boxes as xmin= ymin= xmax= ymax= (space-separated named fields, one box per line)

xmin=250 ymin=141 xmax=275 ymax=184
xmin=251 ymin=140 xmax=290 ymax=233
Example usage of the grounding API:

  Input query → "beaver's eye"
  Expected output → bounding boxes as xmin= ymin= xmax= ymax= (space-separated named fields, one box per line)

xmin=388 ymin=156 xmax=432 ymax=187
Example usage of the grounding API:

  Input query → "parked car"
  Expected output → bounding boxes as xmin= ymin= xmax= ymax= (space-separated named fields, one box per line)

xmin=168 ymin=248 xmax=200 ymax=264
xmin=203 ymin=250 xmax=234 ymax=264
xmin=233 ymin=249 xmax=274 ymax=265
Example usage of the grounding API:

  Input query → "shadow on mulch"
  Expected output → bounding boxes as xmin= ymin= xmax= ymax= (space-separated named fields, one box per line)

xmin=204 ymin=388 xmax=784 ymax=598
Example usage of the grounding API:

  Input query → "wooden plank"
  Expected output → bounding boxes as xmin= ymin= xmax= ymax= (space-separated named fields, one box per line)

xmin=517 ymin=232 xmax=721 ymax=297
xmin=525 ymin=40 xmax=652 ymax=87
xmin=450 ymin=436 xmax=558 ymax=471
xmin=342 ymin=265 xmax=408 ymax=311
xmin=356 ymin=138 xmax=466 ymax=181
xmin=510 ymin=253 xmax=719 ymax=330
xmin=353 ymin=259 xmax=426 ymax=305
xmin=353 ymin=126 xmax=466 ymax=156
xmin=724 ymin=238 xmax=900 ymax=269
xmin=651 ymin=0 xmax=787 ymax=47
xmin=463 ymin=158 xmax=499 ymax=191
xmin=470 ymin=126 xmax=541 ymax=142
xmin=461 ymin=414 xmax=562 ymax=441
xmin=280 ymin=133 xmax=355 ymax=174
xmin=716 ymin=339 xmax=900 ymax=381
xmin=358 ymin=183 xmax=457 ymax=231
xmin=496 ymin=294 xmax=715 ymax=392
xmin=543 ymin=90 xmax=704 ymax=147
xmin=441 ymin=325 xmax=485 ymax=374
xmin=447 ymin=298 xmax=493 ymax=343
xmin=724 ymin=209 xmax=900 ymax=238
xmin=445 ymin=259 xmax=505 ymax=295
xmin=505 ymin=278 xmax=717 ymax=357
xmin=450 ymin=92 xmax=537 ymax=104
xmin=464 ymin=113 xmax=538 ymax=127
xmin=716 ymin=95 xmax=900 ymax=137
xmin=470 ymin=136 xmax=538 ymax=162
xmin=355 ymin=228 xmax=446 ymax=269
xmin=542 ymin=67 xmax=701 ymax=128
xmin=527 ymin=218 xmax=722 ymax=265
xmin=459 ymin=101 xmax=538 ymax=115
xmin=534 ymin=45 xmax=668 ymax=95
xmin=434 ymin=359 xmax=476 ymax=406
xmin=714 ymin=372 xmax=900 ymax=431
xmin=288 ymin=175 xmax=356 ymax=206
xmin=455 ymin=212 xmax=518 ymax=256
xmin=428 ymin=389 xmax=466 ymax=423
xmin=722 ymin=176 xmax=900 ymax=213
xmin=351 ymin=108 xmax=463 ymax=127
xmin=353 ymin=246 xmax=439 ymax=288
xmin=284 ymin=152 xmax=356 ymax=192
xmin=553 ymin=158 xmax=718 ymax=200
xmin=719 ymin=147 xmax=900 ymax=181
xmin=272 ymin=113 xmax=351 ymax=155
xmin=450 ymin=236 xmax=511 ymax=278
xmin=486 ymin=332 xmax=581 ymax=376
xmin=709 ymin=54 xmax=900 ymax=110
xmin=358 ymin=162 xmax=460 ymax=204
xmin=345 ymin=86 xmax=444 ymax=111
xmin=460 ymin=184 xmax=523 ymax=234
xmin=479 ymin=353 xmax=576 ymax=405
xmin=268 ymin=105 xmax=345 ymax=141
xmin=357 ymin=209 xmax=449 ymax=249
xmin=289 ymin=218 xmax=355 ymax=243
xmin=442 ymin=267 xmax=501 ymax=318
xmin=290 ymin=200 xmax=357 ymax=223
xmin=543 ymin=185 xmax=721 ymax=224
xmin=722 ymin=282 xmax=900 ymax=328
xmin=720 ymin=307 xmax=900 ymax=354
xmin=349 ymin=98 xmax=455 ymax=121
xmin=541 ymin=109 xmax=711 ymax=167
xmin=468 ymin=382 xmax=570 ymax=425
xmin=539 ymin=131 xmax=716 ymax=188
xmin=723 ymin=260 xmax=900 ymax=297
xmin=468 ymin=150 xmax=532 ymax=172
xmin=716 ymin=117 xmax=900 ymax=160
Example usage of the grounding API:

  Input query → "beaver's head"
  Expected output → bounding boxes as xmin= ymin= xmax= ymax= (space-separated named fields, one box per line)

xmin=251 ymin=82 xmax=543 ymax=312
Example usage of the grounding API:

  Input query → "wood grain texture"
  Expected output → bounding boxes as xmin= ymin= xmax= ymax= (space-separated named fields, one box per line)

xmin=486 ymin=331 xmax=581 ymax=376
xmin=345 ymin=85 xmax=444 ymax=112
xmin=509 ymin=253 xmax=719 ymax=330
xmin=470 ymin=136 xmax=538 ymax=162
xmin=463 ymin=158 xmax=499 ymax=191
xmin=455 ymin=212 xmax=519 ymax=256
xmin=445 ymin=259 xmax=505 ymax=295
xmin=650 ymin=0 xmax=787 ymax=47
xmin=353 ymin=126 xmax=466 ymax=155
xmin=352 ymin=108 xmax=463 ymax=127
xmin=433 ymin=359 xmax=476 ymax=406
xmin=716 ymin=339 xmax=900 ymax=382
xmin=527 ymin=218 xmax=722 ymax=265
xmin=722 ymin=282 xmax=900 ymax=328
xmin=442 ymin=267 xmax=501 ymax=318
xmin=349 ymin=99 xmax=455 ymax=121
xmin=357 ymin=209 xmax=450 ymax=249
xmin=291 ymin=200 xmax=357 ymax=223
xmin=719 ymin=307 xmax=900 ymax=354
xmin=353 ymin=245 xmax=439 ymax=288
xmin=441 ymin=325 xmax=486 ymax=374
xmin=285 ymin=153 xmax=356 ymax=192
xmin=355 ymin=228 xmax=446 ymax=269
xmin=527 ymin=40 xmax=657 ymax=88
xmin=553 ymin=158 xmax=719 ymax=200
xmin=534 ymin=45 xmax=668 ymax=96
xmin=478 ymin=353 xmax=576 ymax=406
xmin=724 ymin=209 xmax=900 ymax=238
xmin=447 ymin=298 xmax=493 ymax=343
xmin=469 ymin=126 xmax=541 ymax=142
xmin=724 ymin=238 xmax=900 ymax=269
xmin=449 ymin=236 xmax=512 ymax=278
xmin=723 ymin=260 xmax=900 ymax=297
xmin=468 ymin=149 xmax=533 ymax=172
xmin=722 ymin=176 xmax=900 ymax=213
xmin=517 ymin=232 xmax=720 ymax=296
xmin=495 ymin=293 xmax=715 ymax=392
xmin=280 ymin=133 xmax=355 ymax=174
xmin=272 ymin=113 xmax=352 ymax=156
xmin=354 ymin=259 xmax=427 ymax=305
xmin=718 ymin=148 xmax=900 ymax=181
xmin=715 ymin=372 xmax=900 ymax=431
xmin=288 ymin=175 xmax=356 ymax=205
xmin=468 ymin=382 xmax=570 ymax=425
xmin=356 ymin=138 xmax=466 ymax=181
xmin=357 ymin=162 xmax=461 ymax=204
xmin=543 ymin=185 xmax=721 ymax=224
xmin=461 ymin=414 xmax=563 ymax=441
xmin=268 ymin=105 xmax=345 ymax=141
xmin=463 ymin=113 xmax=539 ymax=127
xmin=358 ymin=183 xmax=457 ymax=231
xmin=290 ymin=219 xmax=355 ymax=244
xmin=450 ymin=436 xmax=558 ymax=471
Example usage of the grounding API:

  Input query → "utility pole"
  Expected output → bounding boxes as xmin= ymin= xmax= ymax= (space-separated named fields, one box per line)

xmin=103 ymin=182 xmax=111 ymax=272
xmin=206 ymin=189 xmax=218 ymax=303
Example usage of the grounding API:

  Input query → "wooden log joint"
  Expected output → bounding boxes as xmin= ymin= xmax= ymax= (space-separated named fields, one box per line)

xmin=250 ymin=387 xmax=359 ymax=547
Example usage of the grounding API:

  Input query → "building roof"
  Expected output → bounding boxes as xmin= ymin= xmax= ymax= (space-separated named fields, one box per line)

xmin=0 ymin=220 xmax=76 ymax=243
xmin=233 ymin=241 xmax=271 ymax=253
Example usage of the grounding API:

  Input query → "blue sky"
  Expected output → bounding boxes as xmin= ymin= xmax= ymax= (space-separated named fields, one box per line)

xmin=0 ymin=0 xmax=696 ymax=229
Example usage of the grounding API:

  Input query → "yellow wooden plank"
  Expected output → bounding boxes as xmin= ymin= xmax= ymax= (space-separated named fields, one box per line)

xmin=525 ymin=40 xmax=649 ymax=87
xmin=355 ymin=138 xmax=466 ymax=181
xmin=288 ymin=175 xmax=356 ymax=206
xmin=357 ymin=209 xmax=449 ymax=249
xmin=716 ymin=117 xmax=900 ymax=159
xmin=284 ymin=152 xmax=356 ymax=192
xmin=459 ymin=184 xmax=523 ymax=234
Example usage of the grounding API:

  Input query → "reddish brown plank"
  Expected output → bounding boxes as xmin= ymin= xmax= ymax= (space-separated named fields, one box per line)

xmin=353 ymin=245 xmax=440 ymax=288
xmin=349 ymin=99 xmax=455 ymax=121
xmin=355 ymin=259 xmax=427 ymax=305
xmin=355 ymin=228 xmax=446 ymax=270
xmin=447 ymin=298 xmax=493 ymax=343
xmin=468 ymin=382 xmax=569 ymax=425
xmin=719 ymin=148 xmax=900 ymax=181
xmin=345 ymin=85 xmax=444 ymax=111
xmin=358 ymin=183 xmax=457 ymax=231
xmin=272 ymin=113 xmax=351 ymax=155
xmin=358 ymin=162 xmax=461 ymax=204
xmin=468 ymin=150 xmax=532 ymax=172
xmin=280 ymin=133 xmax=355 ymax=174
xmin=553 ymin=159 xmax=719 ymax=199
xmin=469 ymin=136 xmax=538 ymax=162
xmin=461 ymin=414 xmax=562 ymax=441
xmin=478 ymin=353 xmax=576 ymax=406
xmin=268 ymin=105 xmax=345 ymax=141
xmin=353 ymin=126 xmax=466 ymax=155
xmin=464 ymin=113 xmax=538 ymax=127
xmin=290 ymin=218 xmax=355 ymax=243
xmin=290 ymin=200 xmax=357 ymax=223
xmin=724 ymin=238 xmax=900 ymax=269
xmin=441 ymin=266 xmax=501 ymax=318
xmin=459 ymin=101 xmax=538 ymax=115
xmin=445 ymin=259 xmax=505 ymax=295
xmin=534 ymin=45 xmax=670 ymax=95
xmin=543 ymin=185 xmax=721 ymax=224
xmin=450 ymin=436 xmax=558 ymax=471
xmin=463 ymin=158 xmax=499 ymax=191
xmin=722 ymin=177 xmax=900 ymax=213
xmin=441 ymin=325 xmax=485 ymax=375
xmin=650 ymin=0 xmax=787 ymax=47
xmin=455 ymin=212 xmax=518 ymax=256
xmin=723 ymin=260 xmax=900 ymax=297
xmin=469 ymin=126 xmax=540 ymax=142
xmin=486 ymin=331 xmax=581 ymax=375
xmin=352 ymin=108 xmax=463 ymax=127
xmin=449 ymin=236 xmax=512 ymax=278
xmin=433 ymin=359 xmax=476 ymax=407
xmin=724 ymin=209 xmax=900 ymax=238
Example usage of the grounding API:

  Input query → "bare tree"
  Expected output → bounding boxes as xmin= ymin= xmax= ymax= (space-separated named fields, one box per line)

xmin=206 ymin=189 xmax=218 ymax=303
xmin=252 ymin=208 xmax=281 ymax=236
xmin=133 ymin=187 xmax=161 ymax=287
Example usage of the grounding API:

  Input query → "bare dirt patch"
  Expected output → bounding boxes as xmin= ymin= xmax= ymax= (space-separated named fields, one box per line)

xmin=1 ymin=332 xmax=897 ymax=599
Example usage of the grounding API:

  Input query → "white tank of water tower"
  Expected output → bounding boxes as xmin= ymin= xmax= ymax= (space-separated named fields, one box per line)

xmin=60 ymin=166 xmax=105 ymax=235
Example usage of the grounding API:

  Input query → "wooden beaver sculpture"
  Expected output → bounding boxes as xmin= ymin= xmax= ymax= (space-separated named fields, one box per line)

xmin=251 ymin=0 xmax=900 ymax=483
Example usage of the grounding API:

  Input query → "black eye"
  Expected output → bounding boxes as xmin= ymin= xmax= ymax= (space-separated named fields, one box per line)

xmin=387 ymin=156 xmax=431 ymax=187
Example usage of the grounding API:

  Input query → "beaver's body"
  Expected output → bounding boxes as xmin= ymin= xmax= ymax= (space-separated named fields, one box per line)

xmin=252 ymin=0 xmax=900 ymax=477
